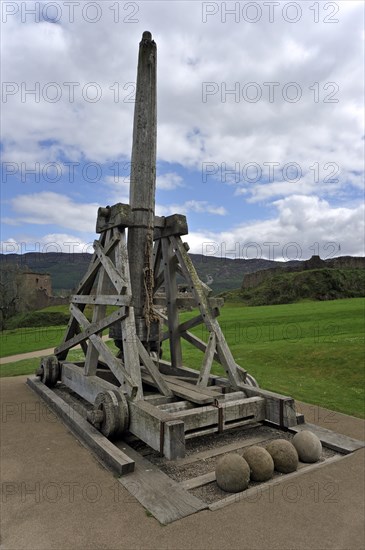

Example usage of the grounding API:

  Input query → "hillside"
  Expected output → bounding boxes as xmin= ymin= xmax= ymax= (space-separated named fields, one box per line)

xmin=0 ymin=252 xmax=299 ymax=294
xmin=222 ymin=268 xmax=365 ymax=305
xmin=1 ymin=252 xmax=363 ymax=297
xmin=188 ymin=254 xmax=300 ymax=292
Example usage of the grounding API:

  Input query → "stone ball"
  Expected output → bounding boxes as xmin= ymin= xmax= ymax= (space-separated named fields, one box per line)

xmin=242 ymin=446 xmax=274 ymax=482
xmin=293 ymin=431 xmax=322 ymax=463
xmin=215 ymin=453 xmax=250 ymax=493
xmin=265 ymin=439 xmax=298 ymax=473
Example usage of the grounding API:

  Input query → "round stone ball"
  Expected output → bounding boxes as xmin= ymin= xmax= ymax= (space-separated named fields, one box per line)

xmin=215 ymin=453 xmax=250 ymax=493
xmin=293 ymin=431 xmax=322 ymax=463
xmin=265 ymin=439 xmax=298 ymax=474
xmin=242 ymin=446 xmax=274 ymax=482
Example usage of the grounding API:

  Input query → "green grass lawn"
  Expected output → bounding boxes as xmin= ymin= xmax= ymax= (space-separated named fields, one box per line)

xmin=0 ymin=304 xmax=113 ymax=357
xmin=163 ymin=298 xmax=365 ymax=419
xmin=0 ymin=348 xmax=85 ymax=377
xmin=1 ymin=298 xmax=364 ymax=418
xmin=0 ymin=326 xmax=68 ymax=357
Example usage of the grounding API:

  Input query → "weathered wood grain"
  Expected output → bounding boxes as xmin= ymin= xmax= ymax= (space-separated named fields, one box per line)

xmin=93 ymin=240 xmax=128 ymax=294
xmin=136 ymin=339 xmax=173 ymax=397
xmin=61 ymin=362 xmax=118 ymax=403
xmin=141 ymin=371 xmax=215 ymax=404
xmin=70 ymin=304 xmax=137 ymax=395
xmin=153 ymin=213 xmax=188 ymax=239
xmin=172 ymin=236 xmax=242 ymax=388
xmin=71 ymin=295 xmax=132 ymax=306
xmin=180 ymin=472 xmax=216 ymax=490
xmin=161 ymin=237 xmax=183 ymax=368
xmin=55 ymin=307 xmax=128 ymax=356
xmin=127 ymin=32 xmax=157 ymax=330
xmin=117 ymin=442 xmax=207 ymax=524
xmin=113 ymin=229 xmax=143 ymax=399
xmin=198 ymin=333 xmax=216 ymax=387
xmin=84 ymin=251 xmax=110 ymax=376
xmin=128 ymin=399 xmax=185 ymax=459
xmin=96 ymin=203 xmax=132 ymax=233
xmin=27 ymin=377 xmax=134 ymax=476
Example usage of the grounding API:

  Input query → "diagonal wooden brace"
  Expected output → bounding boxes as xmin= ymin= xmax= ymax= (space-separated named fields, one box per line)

xmin=93 ymin=240 xmax=128 ymax=294
xmin=70 ymin=304 xmax=138 ymax=397
xmin=180 ymin=331 xmax=220 ymax=363
xmin=75 ymin=236 xmax=120 ymax=296
xmin=171 ymin=236 xmax=244 ymax=388
xmin=136 ymin=339 xmax=173 ymax=397
xmin=55 ymin=307 xmax=128 ymax=356
xmin=198 ymin=333 xmax=216 ymax=387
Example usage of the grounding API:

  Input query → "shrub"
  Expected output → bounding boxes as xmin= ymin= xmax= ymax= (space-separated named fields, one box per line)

xmin=5 ymin=311 xmax=70 ymax=329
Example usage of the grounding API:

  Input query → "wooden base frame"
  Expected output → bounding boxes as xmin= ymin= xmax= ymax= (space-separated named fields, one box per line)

xmin=26 ymin=375 xmax=365 ymax=524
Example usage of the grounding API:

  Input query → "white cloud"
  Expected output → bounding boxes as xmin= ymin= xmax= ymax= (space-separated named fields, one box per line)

xmin=102 ymin=172 xmax=184 ymax=203
xmin=157 ymin=172 xmax=184 ymax=190
xmin=102 ymin=176 xmax=130 ymax=204
xmin=1 ymin=1 xmax=363 ymax=259
xmin=3 ymin=195 xmax=363 ymax=262
xmin=185 ymin=196 xmax=365 ymax=260
xmin=5 ymin=192 xmax=98 ymax=233
xmin=2 ymin=0 xmax=363 ymax=185
xmin=1 ymin=234 xmax=93 ymax=255
xmin=156 ymin=200 xmax=227 ymax=217
xmin=234 ymin=169 xmax=345 ymax=203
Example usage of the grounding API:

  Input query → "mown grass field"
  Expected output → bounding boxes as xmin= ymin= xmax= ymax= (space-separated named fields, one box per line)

xmin=0 ymin=348 xmax=86 ymax=378
xmin=0 ymin=305 xmax=106 ymax=357
xmin=165 ymin=298 xmax=365 ymax=418
xmin=0 ymin=298 xmax=364 ymax=418
xmin=0 ymin=326 xmax=67 ymax=357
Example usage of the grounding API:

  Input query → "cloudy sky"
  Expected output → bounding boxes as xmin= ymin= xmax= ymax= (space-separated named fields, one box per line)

xmin=1 ymin=0 xmax=364 ymax=261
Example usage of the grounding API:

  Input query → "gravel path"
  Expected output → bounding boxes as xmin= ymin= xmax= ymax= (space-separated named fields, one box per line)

xmin=0 ymin=347 xmax=57 ymax=364
xmin=0 ymin=336 xmax=111 ymax=364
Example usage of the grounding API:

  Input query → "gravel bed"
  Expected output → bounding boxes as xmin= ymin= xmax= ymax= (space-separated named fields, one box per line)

xmin=151 ymin=428 xmax=338 ymax=482
xmin=190 ymin=446 xmax=338 ymax=505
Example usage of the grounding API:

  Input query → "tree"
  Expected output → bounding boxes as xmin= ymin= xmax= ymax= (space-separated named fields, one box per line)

xmin=0 ymin=265 xmax=29 ymax=329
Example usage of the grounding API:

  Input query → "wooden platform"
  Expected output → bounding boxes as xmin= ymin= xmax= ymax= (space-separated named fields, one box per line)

xmin=27 ymin=376 xmax=365 ymax=524
xmin=27 ymin=377 xmax=134 ymax=476
xmin=141 ymin=369 xmax=222 ymax=404
xmin=118 ymin=443 xmax=207 ymax=524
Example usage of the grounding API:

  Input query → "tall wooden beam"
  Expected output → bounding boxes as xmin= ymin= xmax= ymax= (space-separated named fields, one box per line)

xmin=127 ymin=31 xmax=158 ymax=345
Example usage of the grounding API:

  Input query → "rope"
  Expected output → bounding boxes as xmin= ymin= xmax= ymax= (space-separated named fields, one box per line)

xmin=143 ymin=229 xmax=158 ymax=342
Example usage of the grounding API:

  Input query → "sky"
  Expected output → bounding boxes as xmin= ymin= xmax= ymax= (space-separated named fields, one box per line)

xmin=1 ymin=0 xmax=364 ymax=262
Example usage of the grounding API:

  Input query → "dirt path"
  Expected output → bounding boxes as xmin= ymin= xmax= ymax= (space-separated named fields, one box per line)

xmin=0 ymin=347 xmax=58 ymax=365
xmin=0 ymin=336 xmax=111 ymax=365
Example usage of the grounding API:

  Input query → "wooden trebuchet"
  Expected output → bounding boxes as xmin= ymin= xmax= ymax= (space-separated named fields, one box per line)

xmin=35 ymin=31 xmax=301 ymax=460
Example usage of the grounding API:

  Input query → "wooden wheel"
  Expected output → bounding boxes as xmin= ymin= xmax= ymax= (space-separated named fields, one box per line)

xmin=92 ymin=390 xmax=129 ymax=438
xmin=36 ymin=355 xmax=60 ymax=387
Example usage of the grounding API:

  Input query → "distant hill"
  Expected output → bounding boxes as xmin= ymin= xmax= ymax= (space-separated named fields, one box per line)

xmin=1 ymin=252 xmax=363 ymax=297
xmin=242 ymin=254 xmax=365 ymax=289
xmin=0 ymin=252 xmax=300 ymax=294
xmin=222 ymin=268 xmax=365 ymax=306
xmin=188 ymin=254 xmax=300 ymax=292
